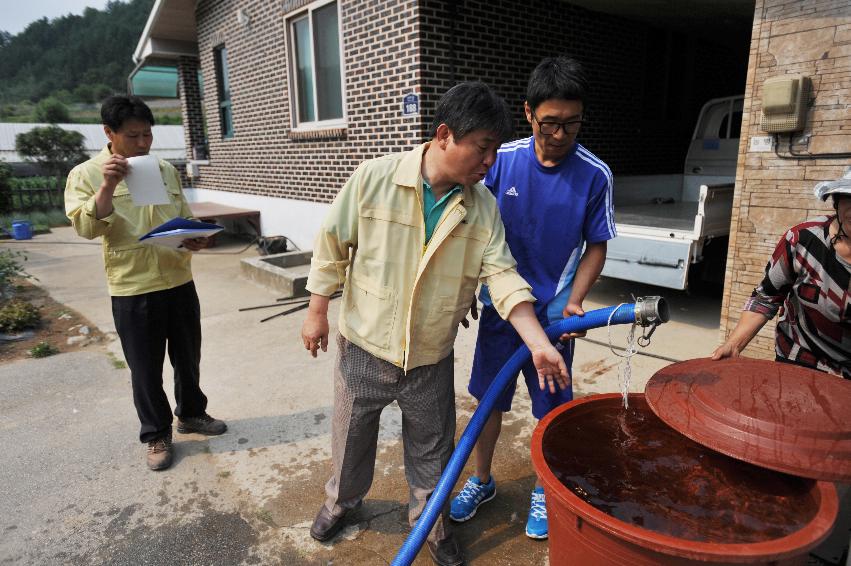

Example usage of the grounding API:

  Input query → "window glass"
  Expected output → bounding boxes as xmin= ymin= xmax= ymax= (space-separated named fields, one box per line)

xmin=292 ymin=16 xmax=316 ymax=123
xmin=213 ymin=46 xmax=233 ymax=138
xmin=219 ymin=48 xmax=231 ymax=99
xmin=728 ymin=111 xmax=743 ymax=139
xmin=696 ymin=101 xmax=727 ymax=140
xmin=288 ymin=1 xmax=343 ymax=127
xmin=313 ymin=2 xmax=342 ymax=120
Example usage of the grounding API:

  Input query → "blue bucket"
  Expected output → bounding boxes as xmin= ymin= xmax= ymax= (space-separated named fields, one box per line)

xmin=11 ymin=220 xmax=33 ymax=240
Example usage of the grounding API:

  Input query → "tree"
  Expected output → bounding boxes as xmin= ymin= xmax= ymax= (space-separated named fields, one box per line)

xmin=0 ymin=0 xmax=155 ymax=105
xmin=15 ymin=126 xmax=88 ymax=177
xmin=34 ymin=97 xmax=71 ymax=123
xmin=73 ymin=84 xmax=96 ymax=104
xmin=93 ymin=83 xmax=114 ymax=101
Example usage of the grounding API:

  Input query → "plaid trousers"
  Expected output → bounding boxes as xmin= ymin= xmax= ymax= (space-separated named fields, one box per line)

xmin=323 ymin=333 xmax=455 ymax=542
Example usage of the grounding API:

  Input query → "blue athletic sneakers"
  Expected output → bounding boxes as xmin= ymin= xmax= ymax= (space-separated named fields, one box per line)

xmin=526 ymin=487 xmax=548 ymax=539
xmin=450 ymin=475 xmax=496 ymax=522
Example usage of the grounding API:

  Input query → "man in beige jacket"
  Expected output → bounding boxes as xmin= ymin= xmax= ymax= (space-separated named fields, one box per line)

xmin=301 ymin=82 xmax=567 ymax=566
xmin=66 ymin=96 xmax=226 ymax=472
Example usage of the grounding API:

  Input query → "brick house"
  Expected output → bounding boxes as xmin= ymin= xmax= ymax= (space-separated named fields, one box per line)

xmin=132 ymin=0 xmax=850 ymax=357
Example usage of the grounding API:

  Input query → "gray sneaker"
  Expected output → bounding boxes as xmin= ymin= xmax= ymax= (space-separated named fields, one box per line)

xmin=146 ymin=435 xmax=173 ymax=471
xmin=177 ymin=413 xmax=227 ymax=435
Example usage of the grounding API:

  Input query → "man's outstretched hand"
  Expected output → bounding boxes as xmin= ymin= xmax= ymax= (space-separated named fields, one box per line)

xmin=531 ymin=343 xmax=570 ymax=393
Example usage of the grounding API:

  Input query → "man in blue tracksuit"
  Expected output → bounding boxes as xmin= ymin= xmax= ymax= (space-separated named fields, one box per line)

xmin=450 ymin=56 xmax=616 ymax=539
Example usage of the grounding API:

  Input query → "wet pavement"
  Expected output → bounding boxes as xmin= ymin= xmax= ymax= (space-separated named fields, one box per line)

xmin=0 ymin=227 xmax=743 ymax=565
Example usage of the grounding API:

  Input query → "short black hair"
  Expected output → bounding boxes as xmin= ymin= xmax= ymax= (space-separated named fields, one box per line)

xmin=429 ymin=81 xmax=514 ymax=143
xmin=100 ymin=95 xmax=155 ymax=131
xmin=832 ymin=193 xmax=851 ymax=207
xmin=526 ymin=56 xmax=588 ymax=111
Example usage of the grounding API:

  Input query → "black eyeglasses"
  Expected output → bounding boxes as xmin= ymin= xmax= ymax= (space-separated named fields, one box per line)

xmin=531 ymin=110 xmax=583 ymax=135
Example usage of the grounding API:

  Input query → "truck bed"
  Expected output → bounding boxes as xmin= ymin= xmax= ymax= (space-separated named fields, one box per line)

xmin=604 ymin=185 xmax=734 ymax=290
xmin=614 ymin=202 xmax=697 ymax=232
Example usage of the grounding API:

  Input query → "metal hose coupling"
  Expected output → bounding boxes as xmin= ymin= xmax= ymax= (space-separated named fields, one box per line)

xmin=634 ymin=296 xmax=670 ymax=327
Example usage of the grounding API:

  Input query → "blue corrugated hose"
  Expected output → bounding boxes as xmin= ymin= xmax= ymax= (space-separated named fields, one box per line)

xmin=391 ymin=303 xmax=639 ymax=566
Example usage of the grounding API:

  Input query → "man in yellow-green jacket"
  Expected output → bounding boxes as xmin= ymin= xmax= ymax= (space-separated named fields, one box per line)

xmin=301 ymin=82 xmax=569 ymax=566
xmin=65 ymin=96 xmax=226 ymax=472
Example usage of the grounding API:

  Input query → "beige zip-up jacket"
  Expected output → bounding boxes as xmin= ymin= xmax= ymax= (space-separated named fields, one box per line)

xmin=306 ymin=143 xmax=535 ymax=371
xmin=65 ymin=146 xmax=194 ymax=296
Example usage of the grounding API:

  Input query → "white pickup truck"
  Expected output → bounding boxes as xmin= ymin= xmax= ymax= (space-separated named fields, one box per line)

xmin=601 ymin=95 xmax=744 ymax=290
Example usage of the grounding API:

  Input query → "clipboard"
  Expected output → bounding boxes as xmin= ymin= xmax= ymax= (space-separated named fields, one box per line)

xmin=139 ymin=217 xmax=224 ymax=250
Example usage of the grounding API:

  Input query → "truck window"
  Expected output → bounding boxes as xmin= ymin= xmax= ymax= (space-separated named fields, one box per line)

xmin=694 ymin=97 xmax=744 ymax=140
xmin=719 ymin=111 xmax=743 ymax=139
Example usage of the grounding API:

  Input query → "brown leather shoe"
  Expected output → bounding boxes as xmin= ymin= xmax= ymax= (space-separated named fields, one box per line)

xmin=177 ymin=413 xmax=227 ymax=435
xmin=427 ymin=533 xmax=465 ymax=566
xmin=146 ymin=434 xmax=173 ymax=471
xmin=309 ymin=502 xmax=361 ymax=542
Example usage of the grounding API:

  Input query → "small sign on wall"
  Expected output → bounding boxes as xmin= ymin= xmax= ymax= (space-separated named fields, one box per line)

xmin=749 ymin=135 xmax=774 ymax=152
xmin=402 ymin=92 xmax=420 ymax=117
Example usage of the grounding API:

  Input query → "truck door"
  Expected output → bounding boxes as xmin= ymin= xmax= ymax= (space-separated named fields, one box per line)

xmin=683 ymin=96 xmax=743 ymax=200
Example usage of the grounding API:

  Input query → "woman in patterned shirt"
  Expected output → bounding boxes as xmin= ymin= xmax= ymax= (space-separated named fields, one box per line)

xmin=712 ymin=169 xmax=851 ymax=379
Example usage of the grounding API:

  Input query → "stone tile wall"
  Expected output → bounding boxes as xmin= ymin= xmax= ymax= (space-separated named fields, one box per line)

xmin=720 ymin=0 xmax=851 ymax=357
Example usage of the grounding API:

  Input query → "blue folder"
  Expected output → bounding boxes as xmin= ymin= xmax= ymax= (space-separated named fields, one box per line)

xmin=139 ymin=217 xmax=224 ymax=249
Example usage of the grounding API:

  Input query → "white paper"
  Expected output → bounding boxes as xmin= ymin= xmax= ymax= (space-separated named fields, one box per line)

xmin=124 ymin=155 xmax=170 ymax=206
xmin=141 ymin=227 xmax=224 ymax=250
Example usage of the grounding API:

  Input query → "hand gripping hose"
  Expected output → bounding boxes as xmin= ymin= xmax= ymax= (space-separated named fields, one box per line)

xmin=391 ymin=298 xmax=669 ymax=566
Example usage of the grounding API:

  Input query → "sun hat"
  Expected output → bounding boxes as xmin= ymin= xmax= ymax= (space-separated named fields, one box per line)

xmin=814 ymin=167 xmax=851 ymax=201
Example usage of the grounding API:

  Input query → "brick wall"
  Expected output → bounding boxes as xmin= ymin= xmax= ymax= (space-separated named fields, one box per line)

xmin=720 ymin=0 xmax=851 ymax=358
xmin=183 ymin=0 xmax=748 ymax=206
xmin=177 ymin=56 xmax=206 ymax=162
xmin=172 ymin=160 xmax=191 ymax=187
xmin=417 ymin=0 xmax=747 ymax=176
xmin=190 ymin=0 xmax=425 ymax=203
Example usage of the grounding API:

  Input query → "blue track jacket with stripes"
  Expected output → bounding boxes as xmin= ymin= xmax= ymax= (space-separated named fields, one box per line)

xmin=480 ymin=137 xmax=616 ymax=323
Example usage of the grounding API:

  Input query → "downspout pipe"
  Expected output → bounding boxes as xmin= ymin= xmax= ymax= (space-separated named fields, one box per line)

xmin=391 ymin=297 xmax=669 ymax=566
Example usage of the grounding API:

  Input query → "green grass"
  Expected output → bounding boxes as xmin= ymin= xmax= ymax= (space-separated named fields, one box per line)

xmin=0 ymin=209 xmax=69 ymax=234
xmin=107 ymin=352 xmax=127 ymax=369
xmin=0 ymin=101 xmax=182 ymax=125
xmin=0 ymin=102 xmax=35 ymax=122
xmin=29 ymin=341 xmax=58 ymax=358
xmin=8 ymin=176 xmax=65 ymax=190
xmin=69 ymin=107 xmax=101 ymax=123
xmin=2 ymin=176 xmax=67 ymax=226
xmin=0 ymin=299 xmax=40 ymax=331
xmin=255 ymin=508 xmax=275 ymax=525
xmin=153 ymin=113 xmax=182 ymax=125
xmin=46 ymin=209 xmax=70 ymax=226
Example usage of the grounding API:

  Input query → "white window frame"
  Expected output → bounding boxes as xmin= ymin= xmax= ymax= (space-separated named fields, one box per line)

xmin=286 ymin=0 xmax=347 ymax=131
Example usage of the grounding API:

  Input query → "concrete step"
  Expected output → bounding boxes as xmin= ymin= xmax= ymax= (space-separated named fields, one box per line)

xmin=240 ymin=250 xmax=312 ymax=298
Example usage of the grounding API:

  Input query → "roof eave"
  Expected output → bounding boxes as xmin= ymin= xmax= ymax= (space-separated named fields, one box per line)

xmin=133 ymin=0 xmax=198 ymax=64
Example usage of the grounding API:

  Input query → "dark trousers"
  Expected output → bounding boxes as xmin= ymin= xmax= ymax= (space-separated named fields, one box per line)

xmin=112 ymin=281 xmax=207 ymax=443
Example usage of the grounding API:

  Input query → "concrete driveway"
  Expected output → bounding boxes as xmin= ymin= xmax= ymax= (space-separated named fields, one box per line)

xmin=1 ymin=227 xmax=723 ymax=565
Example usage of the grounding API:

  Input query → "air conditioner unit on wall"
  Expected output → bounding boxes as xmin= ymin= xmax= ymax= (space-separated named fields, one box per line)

xmin=760 ymin=75 xmax=810 ymax=133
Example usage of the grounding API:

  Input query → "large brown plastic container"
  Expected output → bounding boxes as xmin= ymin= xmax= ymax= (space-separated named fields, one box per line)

xmin=531 ymin=393 xmax=839 ymax=566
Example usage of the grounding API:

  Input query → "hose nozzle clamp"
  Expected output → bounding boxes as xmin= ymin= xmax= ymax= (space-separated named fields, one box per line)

xmin=634 ymin=296 xmax=669 ymax=327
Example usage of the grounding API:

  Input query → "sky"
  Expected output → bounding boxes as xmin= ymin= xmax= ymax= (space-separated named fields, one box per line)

xmin=1 ymin=0 xmax=112 ymax=35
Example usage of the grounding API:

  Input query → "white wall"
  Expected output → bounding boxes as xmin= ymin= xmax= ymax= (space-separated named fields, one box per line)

xmin=183 ymin=188 xmax=330 ymax=251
